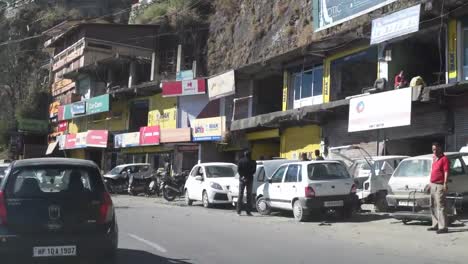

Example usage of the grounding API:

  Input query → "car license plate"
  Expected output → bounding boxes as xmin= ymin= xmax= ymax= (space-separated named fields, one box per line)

xmin=398 ymin=201 xmax=414 ymax=207
xmin=324 ymin=200 xmax=344 ymax=207
xmin=232 ymin=197 xmax=238 ymax=202
xmin=33 ymin=246 xmax=76 ymax=257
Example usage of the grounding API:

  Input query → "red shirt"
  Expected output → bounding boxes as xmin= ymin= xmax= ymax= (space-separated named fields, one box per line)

xmin=430 ymin=155 xmax=449 ymax=184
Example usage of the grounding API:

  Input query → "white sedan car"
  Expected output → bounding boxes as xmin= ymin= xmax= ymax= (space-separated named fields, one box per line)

xmin=184 ymin=163 xmax=237 ymax=208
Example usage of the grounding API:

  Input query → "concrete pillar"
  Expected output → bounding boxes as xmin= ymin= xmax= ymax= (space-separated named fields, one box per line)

xmin=106 ymin=68 xmax=114 ymax=92
xmin=150 ymin=51 xmax=160 ymax=82
xmin=128 ymin=61 xmax=137 ymax=88
xmin=176 ymin=44 xmax=183 ymax=73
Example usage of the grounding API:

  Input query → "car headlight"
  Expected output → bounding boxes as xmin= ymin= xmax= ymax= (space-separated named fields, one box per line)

xmin=210 ymin=182 xmax=223 ymax=190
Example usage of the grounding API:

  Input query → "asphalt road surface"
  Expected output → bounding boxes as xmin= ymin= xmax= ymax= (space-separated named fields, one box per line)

xmin=114 ymin=195 xmax=468 ymax=264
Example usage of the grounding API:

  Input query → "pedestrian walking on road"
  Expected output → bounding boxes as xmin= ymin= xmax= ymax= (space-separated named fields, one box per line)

xmin=315 ymin=150 xmax=324 ymax=161
xmin=237 ymin=150 xmax=256 ymax=216
xmin=428 ymin=142 xmax=450 ymax=234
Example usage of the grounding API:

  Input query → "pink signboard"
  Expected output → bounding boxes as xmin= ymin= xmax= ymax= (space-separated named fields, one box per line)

xmin=139 ymin=126 xmax=160 ymax=146
xmin=86 ymin=130 xmax=108 ymax=148
xmin=64 ymin=134 xmax=76 ymax=149
xmin=162 ymin=79 xmax=206 ymax=97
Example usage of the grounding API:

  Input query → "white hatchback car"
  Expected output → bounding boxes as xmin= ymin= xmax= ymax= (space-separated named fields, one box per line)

xmin=256 ymin=161 xmax=359 ymax=221
xmin=184 ymin=163 xmax=237 ymax=208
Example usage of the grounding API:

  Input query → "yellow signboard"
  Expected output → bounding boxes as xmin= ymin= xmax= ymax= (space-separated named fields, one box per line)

xmin=448 ymin=19 xmax=457 ymax=82
xmin=148 ymin=108 xmax=177 ymax=129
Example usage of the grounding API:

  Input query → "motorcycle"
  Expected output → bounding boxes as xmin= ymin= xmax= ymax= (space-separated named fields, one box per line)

xmin=146 ymin=169 xmax=165 ymax=197
xmin=162 ymin=171 xmax=189 ymax=201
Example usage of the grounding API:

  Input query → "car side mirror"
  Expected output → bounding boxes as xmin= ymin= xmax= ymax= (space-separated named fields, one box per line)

xmin=195 ymin=176 xmax=203 ymax=181
xmin=268 ymin=179 xmax=273 ymax=184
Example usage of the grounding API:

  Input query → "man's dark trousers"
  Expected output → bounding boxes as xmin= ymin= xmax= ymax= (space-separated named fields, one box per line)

xmin=237 ymin=179 xmax=253 ymax=214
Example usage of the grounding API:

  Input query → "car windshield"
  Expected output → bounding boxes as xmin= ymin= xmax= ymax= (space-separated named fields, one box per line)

xmin=308 ymin=163 xmax=350 ymax=180
xmin=393 ymin=159 xmax=431 ymax=177
xmin=108 ymin=166 xmax=125 ymax=175
xmin=6 ymin=165 xmax=104 ymax=198
xmin=205 ymin=165 xmax=237 ymax=178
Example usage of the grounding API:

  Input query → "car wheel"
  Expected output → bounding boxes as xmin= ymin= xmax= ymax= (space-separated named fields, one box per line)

xmin=202 ymin=191 xmax=211 ymax=208
xmin=256 ymin=197 xmax=271 ymax=215
xmin=375 ymin=193 xmax=389 ymax=212
xmin=293 ymin=200 xmax=308 ymax=222
xmin=185 ymin=189 xmax=193 ymax=206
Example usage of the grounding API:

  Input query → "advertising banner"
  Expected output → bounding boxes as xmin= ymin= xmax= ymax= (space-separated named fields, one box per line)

xmin=162 ymin=78 xmax=206 ymax=97
xmin=208 ymin=70 xmax=235 ymax=101
xmin=115 ymin=132 xmax=141 ymax=148
xmin=192 ymin=116 xmax=226 ymax=142
xmin=64 ymin=134 xmax=77 ymax=149
xmin=86 ymin=130 xmax=108 ymax=148
xmin=160 ymin=128 xmax=191 ymax=143
xmin=348 ymin=88 xmax=412 ymax=132
xmin=139 ymin=126 xmax=160 ymax=146
xmin=75 ymin=132 xmax=88 ymax=149
xmin=313 ymin=0 xmax=397 ymax=32
xmin=58 ymin=121 xmax=68 ymax=132
xmin=148 ymin=108 xmax=177 ymax=129
xmin=71 ymin=101 xmax=86 ymax=116
xmin=60 ymin=94 xmax=110 ymax=120
xmin=114 ymin=134 xmax=123 ymax=149
xmin=370 ymin=4 xmax=420 ymax=45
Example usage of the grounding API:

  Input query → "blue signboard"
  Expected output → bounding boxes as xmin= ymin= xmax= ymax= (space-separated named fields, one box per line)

xmin=71 ymin=101 xmax=86 ymax=116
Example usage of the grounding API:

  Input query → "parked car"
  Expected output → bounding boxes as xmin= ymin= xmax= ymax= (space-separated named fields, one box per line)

xmin=0 ymin=162 xmax=11 ymax=183
xmin=0 ymin=158 xmax=118 ymax=263
xmin=330 ymin=145 xmax=407 ymax=211
xmin=228 ymin=159 xmax=294 ymax=207
xmin=103 ymin=163 xmax=151 ymax=193
xmin=184 ymin=163 xmax=237 ymax=208
xmin=256 ymin=161 xmax=359 ymax=222
xmin=386 ymin=152 xmax=468 ymax=210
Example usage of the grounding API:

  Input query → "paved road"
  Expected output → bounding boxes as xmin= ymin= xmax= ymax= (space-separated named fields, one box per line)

xmin=113 ymin=195 xmax=468 ymax=264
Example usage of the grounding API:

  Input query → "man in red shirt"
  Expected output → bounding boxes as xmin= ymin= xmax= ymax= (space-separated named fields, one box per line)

xmin=428 ymin=142 xmax=450 ymax=234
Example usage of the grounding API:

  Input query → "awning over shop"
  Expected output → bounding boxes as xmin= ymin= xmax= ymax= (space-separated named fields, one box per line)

xmin=45 ymin=141 xmax=59 ymax=155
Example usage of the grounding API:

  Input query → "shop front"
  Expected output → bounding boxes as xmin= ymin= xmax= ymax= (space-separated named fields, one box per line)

xmin=245 ymin=129 xmax=280 ymax=160
xmin=280 ymin=125 xmax=321 ymax=160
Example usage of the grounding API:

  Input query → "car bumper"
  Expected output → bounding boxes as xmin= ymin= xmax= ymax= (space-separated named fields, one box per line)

xmin=299 ymin=194 xmax=359 ymax=210
xmin=386 ymin=193 xmax=431 ymax=209
xmin=0 ymin=225 xmax=118 ymax=260
xmin=208 ymin=190 xmax=231 ymax=204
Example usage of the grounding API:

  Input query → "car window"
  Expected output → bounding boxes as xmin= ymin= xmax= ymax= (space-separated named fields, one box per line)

xmin=393 ymin=159 xmax=431 ymax=177
xmin=308 ymin=163 xmax=350 ymax=180
xmin=6 ymin=166 xmax=104 ymax=198
xmin=285 ymin=165 xmax=301 ymax=183
xmin=205 ymin=165 xmax=237 ymax=178
xmin=379 ymin=161 xmax=394 ymax=175
xmin=141 ymin=166 xmax=150 ymax=172
xmin=257 ymin=167 xmax=266 ymax=182
xmin=271 ymin=166 xmax=286 ymax=183
xmin=449 ymin=158 xmax=465 ymax=176
xmin=191 ymin=166 xmax=199 ymax=177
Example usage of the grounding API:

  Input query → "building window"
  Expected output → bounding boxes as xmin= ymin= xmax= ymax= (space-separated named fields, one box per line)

xmin=292 ymin=66 xmax=323 ymax=109
xmin=463 ymin=24 xmax=468 ymax=81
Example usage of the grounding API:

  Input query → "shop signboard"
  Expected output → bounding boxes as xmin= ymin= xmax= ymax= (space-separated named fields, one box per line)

xmin=348 ymin=87 xmax=412 ymax=132
xmin=18 ymin=119 xmax=49 ymax=134
xmin=207 ymin=70 xmax=235 ymax=101
xmin=86 ymin=130 xmax=108 ymax=148
xmin=176 ymin=70 xmax=194 ymax=81
xmin=139 ymin=126 xmax=160 ymax=146
xmin=115 ymin=132 xmax=141 ymax=148
xmin=148 ymin=108 xmax=177 ymax=129
xmin=60 ymin=94 xmax=110 ymax=120
xmin=58 ymin=121 xmax=68 ymax=132
xmin=192 ymin=116 xmax=226 ymax=142
xmin=75 ymin=132 xmax=88 ymax=149
xmin=49 ymin=101 xmax=60 ymax=119
xmin=161 ymin=128 xmax=191 ymax=143
xmin=370 ymin=4 xmax=420 ymax=45
xmin=162 ymin=78 xmax=206 ymax=97
xmin=64 ymin=134 xmax=77 ymax=149
xmin=313 ymin=0 xmax=397 ymax=32
xmin=71 ymin=101 xmax=86 ymax=116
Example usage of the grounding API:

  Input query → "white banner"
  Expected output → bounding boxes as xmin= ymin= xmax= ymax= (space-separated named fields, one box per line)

xmin=208 ymin=70 xmax=235 ymax=101
xmin=348 ymin=88 xmax=412 ymax=132
xmin=371 ymin=4 xmax=420 ymax=45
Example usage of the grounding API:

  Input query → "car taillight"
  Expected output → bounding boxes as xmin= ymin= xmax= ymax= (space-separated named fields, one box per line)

xmin=351 ymin=184 xmax=357 ymax=194
xmin=305 ymin=186 xmax=315 ymax=198
xmin=0 ymin=191 xmax=7 ymax=225
xmin=98 ymin=192 xmax=114 ymax=224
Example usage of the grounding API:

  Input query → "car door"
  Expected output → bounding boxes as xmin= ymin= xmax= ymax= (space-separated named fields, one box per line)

xmin=268 ymin=165 xmax=287 ymax=208
xmin=281 ymin=164 xmax=301 ymax=210
xmin=186 ymin=166 xmax=202 ymax=201
xmin=253 ymin=166 xmax=266 ymax=195
xmin=447 ymin=156 xmax=468 ymax=194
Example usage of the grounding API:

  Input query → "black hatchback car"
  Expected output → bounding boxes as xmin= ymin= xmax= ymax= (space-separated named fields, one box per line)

xmin=0 ymin=158 xmax=118 ymax=263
